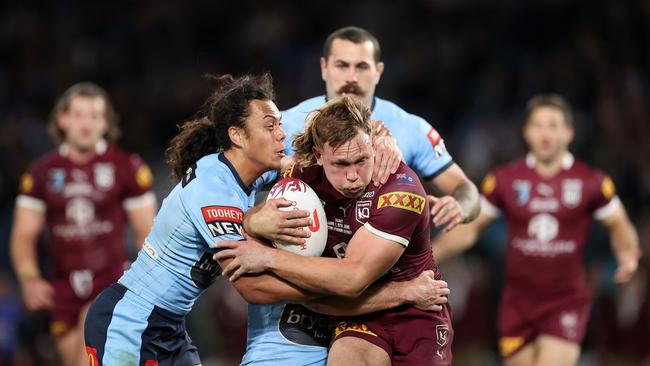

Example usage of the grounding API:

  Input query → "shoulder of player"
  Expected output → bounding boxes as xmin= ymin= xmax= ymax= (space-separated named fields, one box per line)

xmin=373 ymin=97 xmax=428 ymax=124
xmin=282 ymin=96 xmax=325 ymax=115
xmin=377 ymin=163 xmax=426 ymax=196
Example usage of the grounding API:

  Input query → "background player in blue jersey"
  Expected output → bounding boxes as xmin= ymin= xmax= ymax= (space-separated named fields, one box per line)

xmin=281 ymin=26 xmax=480 ymax=232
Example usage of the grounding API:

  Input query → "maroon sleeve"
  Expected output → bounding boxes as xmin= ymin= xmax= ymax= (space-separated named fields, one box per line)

xmin=18 ymin=162 xmax=47 ymax=201
xmin=119 ymin=153 xmax=153 ymax=200
xmin=588 ymin=169 xmax=617 ymax=214
xmin=367 ymin=177 xmax=428 ymax=246
xmin=480 ymin=169 xmax=506 ymax=213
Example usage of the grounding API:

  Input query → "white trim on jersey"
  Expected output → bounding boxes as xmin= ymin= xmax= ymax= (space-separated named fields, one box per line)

xmin=480 ymin=196 xmax=501 ymax=218
xmin=526 ymin=152 xmax=574 ymax=170
xmin=363 ymin=222 xmax=409 ymax=247
xmin=16 ymin=195 xmax=46 ymax=213
xmin=593 ymin=195 xmax=621 ymax=220
xmin=123 ymin=191 xmax=156 ymax=211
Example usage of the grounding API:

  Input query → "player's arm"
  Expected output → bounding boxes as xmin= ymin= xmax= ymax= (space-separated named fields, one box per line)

xmin=432 ymin=209 xmax=495 ymax=263
xmin=216 ymin=226 xmax=406 ymax=298
xmin=10 ymin=204 xmax=54 ymax=311
xmin=125 ymin=196 xmax=157 ymax=251
xmin=242 ymin=199 xmax=311 ymax=245
xmin=597 ymin=200 xmax=641 ymax=283
xmin=303 ymin=271 xmax=449 ymax=316
xmin=427 ymin=163 xmax=480 ymax=232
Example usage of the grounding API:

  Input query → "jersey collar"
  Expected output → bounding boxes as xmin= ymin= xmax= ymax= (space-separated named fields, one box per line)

xmin=525 ymin=152 xmax=574 ymax=170
xmin=58 ymin=139 xmax=108 ymax=157
xmin=218 ymin=153 xmax=253 ymax=195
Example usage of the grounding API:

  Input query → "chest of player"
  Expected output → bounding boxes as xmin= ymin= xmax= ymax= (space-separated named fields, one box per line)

xmin=43 ymin=162 xmax=123 ymax=213
xmin=322 ymin=192 xmax=376 ymax=258
xmin=503 ymin=175 xmax=591 ymax=224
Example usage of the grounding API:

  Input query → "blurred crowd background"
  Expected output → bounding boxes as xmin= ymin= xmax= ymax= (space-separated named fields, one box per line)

xmin=1 ymin=0 xmax=649 ymax=365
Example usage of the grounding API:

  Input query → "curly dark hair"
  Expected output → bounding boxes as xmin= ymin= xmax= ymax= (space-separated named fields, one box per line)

xmin=165 ymin=73 xmax=275 ymax=181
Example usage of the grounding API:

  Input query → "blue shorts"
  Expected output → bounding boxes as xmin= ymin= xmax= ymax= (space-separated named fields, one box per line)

xmin=84 ymin=283 xmax=201 ymax=366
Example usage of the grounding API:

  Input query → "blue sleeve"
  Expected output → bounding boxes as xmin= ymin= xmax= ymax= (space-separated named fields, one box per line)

xmin=410 ymin=115 xmax=454 ymax=180
xmin=185 ymin=182 xmax=245 ymax=248
xmin=282 ymin=110 xmax=309 ymax=155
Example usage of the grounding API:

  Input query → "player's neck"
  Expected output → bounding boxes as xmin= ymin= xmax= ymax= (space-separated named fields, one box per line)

xmin=532 ymin=153 xmax=566 ymax=178
xmin=65 ymin=144 xmax=97 ymax=164
xmin=223 ymin=150 xmax=259 ymax=188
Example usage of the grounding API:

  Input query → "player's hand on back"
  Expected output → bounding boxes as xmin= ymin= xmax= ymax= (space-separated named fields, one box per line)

xmin=246 ymin=198 xmax=311 ymax=245
xmin=214 ymin=231 xmax=275 ymax=281
xmin=428 ymin=195 xmax=467 ymax=232
xmin=370 ymin=120 xmax=402 ymax=186
xmin=403 ymin=270 xmax=449 ymax=312
xmin=20 ymin=277 xmax=54 ymax=311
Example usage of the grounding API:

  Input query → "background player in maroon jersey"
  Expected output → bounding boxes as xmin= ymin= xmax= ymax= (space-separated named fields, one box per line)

xmin=216 ymin=96 xmax=453 ymax=366
xmin=9 ymin=83 xmax=157 ymax=366
xmin=432 ymin=94 xmax=641 ymax=366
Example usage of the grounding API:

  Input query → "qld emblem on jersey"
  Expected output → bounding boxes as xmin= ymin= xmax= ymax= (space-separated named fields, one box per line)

xmin=562 ymin=179 xmax=582 ymax=208
xmin=512 ymin=180 xmax=531 ymax=206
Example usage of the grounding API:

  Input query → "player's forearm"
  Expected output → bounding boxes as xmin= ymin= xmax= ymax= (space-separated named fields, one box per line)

xmin=233 ymin=272 xmax=320 ymax=304
xmin=303 ymin=280 xmax=407 ymax=316
xmin=267 ymin=250 xmax=369 ymax=298
xmin=609 ymin=219 xmax=640 ymax=262
xmin=453 ymin=180 xmax=480 ymax=224
xmin=10 ymin=234 xmax=41 ymax=283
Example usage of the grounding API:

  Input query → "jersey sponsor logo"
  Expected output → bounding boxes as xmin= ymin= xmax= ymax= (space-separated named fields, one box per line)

xmin=190 ymin=251 xmax=222 ymax=289
xmin=436 ymin=324 xmax=450 ymax=347
xmin=536 ymin=182 xmax=554 ymax=196
xmin=145 ymin=360 xmax=159 ymax=366
xmin=20 ymin=173 xmax=34 ymax=193
xmin=94 ymin=163 xmax=115 ymax=190
xmin=512 ymin=180 xmax=531 ymax=206
xmin=529 ymin=198 xmax=559 ymax=212
xmin=135 ymin=165 xmax=153 ymax=189
xmin=181 ymin=163 xmax=197 ymax=187
xmin=427 ymin=128 xmax=448 ymax=158
xmin=481 ymin=173 xmax=496 ymax=195
xmin=355 ymin=200 xmax=371 ymax=223
xmin=562 ymin=179 xmax=582 ymax=208
xmin=86 ymin=346 xmax=99 ymax=366
xmin=201 ymin=206 xmax=244 ymax=237
xmin=334 ymin=321 xmax=377 ymax=338
xmin=601 ymin=176 xmax=616 ymax=199
xmin=279 ymin=304 xmax=330 ymax=347
xmin=66 ymin=197 xmax=95 ymax=226
xmin=512 ymin=213 xmax=577 ymax=256
xmin=377 ymin=191 xmax=425 ymax=214
xmin=499 ymin=336 xmax=524 ymax=357
xmin=143 ymin=241 xmax=159 ymax=260
xmin=48 ymin=168 xmax=66 ymax=192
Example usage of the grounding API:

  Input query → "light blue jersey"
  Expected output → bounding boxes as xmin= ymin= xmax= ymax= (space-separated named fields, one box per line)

xmin=120 ymin=153 xmax=277 ymax=315
xmin=243 ymin=96 xmax=455 ymax=365
xmin=282 ymin=96 xmax=454 ymax=180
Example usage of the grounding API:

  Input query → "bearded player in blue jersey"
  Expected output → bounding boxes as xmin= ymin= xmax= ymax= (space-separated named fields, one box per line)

xmin=84 ymin=73 xmax=448 ymax=366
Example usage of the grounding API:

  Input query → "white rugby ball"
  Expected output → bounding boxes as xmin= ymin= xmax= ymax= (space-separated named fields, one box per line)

xmin=267 ymin=177 xmax=327 ymax=256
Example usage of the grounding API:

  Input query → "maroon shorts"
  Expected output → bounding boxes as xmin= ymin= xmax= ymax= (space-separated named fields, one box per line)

xmin=331 ymin=304 xmax=453 ymax=366
xmin=51 ymin=266 xmax=123 ymax=337
xmin=497 ymin=286 xmax=591 ymax=358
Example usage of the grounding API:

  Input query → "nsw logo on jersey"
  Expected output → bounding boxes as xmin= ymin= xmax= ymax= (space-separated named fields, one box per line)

xmin=201 ymin=205 xmax=244 ymax=237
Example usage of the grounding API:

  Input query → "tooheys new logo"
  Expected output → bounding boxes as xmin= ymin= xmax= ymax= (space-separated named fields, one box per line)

xmin=201 ymin=206 xmax=244 ymax=237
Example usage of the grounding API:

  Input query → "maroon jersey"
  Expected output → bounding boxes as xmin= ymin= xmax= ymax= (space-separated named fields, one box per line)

xmin=482 ymin=153 xmax=619 ymax=296
xmin=286 ymin=161 xmax=441 ymax=282
xmin=16 ymin=140 xmax=154 ymax=286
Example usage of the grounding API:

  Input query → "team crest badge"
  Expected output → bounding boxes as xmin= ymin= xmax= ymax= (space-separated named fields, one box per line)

xmin=355 ymin=200 xmax=371 ymax=223
xmin=562 ymin=179 xmax=582 ymax=208
xmin=94 ymin=163 xmax=115 ymax=190
xmin=512 ymin=180 xmax=531 ymax=206
xmin=436 ymin=324 xmax=449 ymax=347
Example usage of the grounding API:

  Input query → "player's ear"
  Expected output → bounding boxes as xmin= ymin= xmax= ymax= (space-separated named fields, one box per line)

xmin=228 ymin=126 xmax=245 ymax=148
xmin=313 ymin=147 xmax=323 ymax=166
xmin=320 ymin=57 xmax=328 ymax=81
xmin=375 ymin=61 xmax=385 ymax=80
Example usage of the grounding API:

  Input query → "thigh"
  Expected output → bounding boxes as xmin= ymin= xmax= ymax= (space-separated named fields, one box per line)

xmin=390 ymin=306 xmax=454 ymax=366
xmin=503 ymin=343 xmax=536 ymax=366
xmin=534 ymin=335 xmax=580 ymax=366
xmin=328 ymin=336 xmax=389 ymax=366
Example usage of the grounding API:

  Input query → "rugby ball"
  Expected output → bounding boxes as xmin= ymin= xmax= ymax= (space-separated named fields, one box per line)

xmin=267 ymin=177 xmax=327 ymax=256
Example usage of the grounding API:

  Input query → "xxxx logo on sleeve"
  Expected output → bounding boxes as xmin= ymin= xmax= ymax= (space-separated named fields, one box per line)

xmin=377 ymin=191 xmax=426 ymax=214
